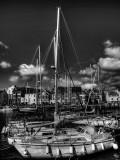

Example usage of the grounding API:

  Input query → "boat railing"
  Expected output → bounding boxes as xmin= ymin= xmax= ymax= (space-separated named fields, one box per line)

xmin=91 ymin=132 xmax=112 ymax=141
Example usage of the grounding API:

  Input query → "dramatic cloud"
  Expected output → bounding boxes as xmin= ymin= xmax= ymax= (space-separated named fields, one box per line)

xmin=105 ymin=46 xmax=120 ymax=59
xmin=9 ymin=75 xmax=19 ymax=82
xmin=51 ymin=75 xmax=98 ymax=90
xmin=72 ymin=80 xmax=82 ymax=86
xmin=69 ymin=67 xmax=76 ymax=74
xmin=81 ymin=83 xmax=97 ymax=90
xmin=18 ymin=64 xmax=47 ymax=76
xmin=104 ymin=78 xmax=113 ymax=84
xmin=20 ymin=75 xmax=31 ymax=81
xmin=93 ymin=64 xmax=98 ymax=69
xmin=104 ymin=40 xmax=112 ymax=47
xmin=103 ymin=40 xmax=120 ymax=59
xmin=78 ymin=40 xmax=120 ymax=90
xmin=43 ymin=76 xmax=50 ymax=81
xmin=58 ymin=77 xmax=82 ymax=87
xmin=80 ymin=77 xmax=91 ymax=83
xmin=99 ymin=70 xmax=114 ymax=83
xmin=58 ymin=78 xmax=68 ymax=87
xmin=99 ymin=57 xmax=120 ymax=70
xmin=0 ymin=61 xmax=11 ymax=68
xmin=0 ymin=41 xmax=9 ymax=49
xmin=79 ymin=67 xmax=95 ymax=76
xmin=103 ymin=74 xmax=120 ymax=85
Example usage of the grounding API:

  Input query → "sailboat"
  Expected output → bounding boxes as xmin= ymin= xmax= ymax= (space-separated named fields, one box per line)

xmin=1 ymin=47 xmax=47 ymax=135
xmin=19 ymin=46 xmax=42 ymax=113
xmin=8 ymin=6 xmax=118 ymax=159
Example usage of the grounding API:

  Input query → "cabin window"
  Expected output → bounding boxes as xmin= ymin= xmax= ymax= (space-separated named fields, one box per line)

xmin=62 ymin=131 xmax=67 ymax=134
xmin=85 ymin=131 xmax=89 ymax=134
xmin=81 ymin=130 xmax=85 ymax=133
xmin=63 ymin=139 xmax=69 ymax=142
xmin=42 ymin=132 xmax=53 ymax=136
xmin=76 ymin=128 xmax=83 ymax=132
xmin=47 ymin=137 xmax=52 ymax=139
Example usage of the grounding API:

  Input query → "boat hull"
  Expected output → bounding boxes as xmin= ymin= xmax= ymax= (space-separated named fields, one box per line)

xmin=72 ymin=119 xmax=118 ymax=127
xmin=13 ymin=138 xmax=115 ymax=159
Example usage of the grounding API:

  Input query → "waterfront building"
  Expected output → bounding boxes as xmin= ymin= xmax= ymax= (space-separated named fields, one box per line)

xmin=38 ymin=89 xmax=51 ymax=104
xmin=25 ymin=93 xmax=36 ymax=105
xmin=7 ymin=85 xmax=15 ymax=105
xmin=12 ymin=86 xmax=24 ymax=105
xmin=6 ymin=85 xmax=32 ymax=105
xmin=50 ymin=86 xmax=82 ymax=105
xmin=105 ymin=90 xmax=120 ymax=106
xmin=25 ymin=89 xmax=51 ymax=105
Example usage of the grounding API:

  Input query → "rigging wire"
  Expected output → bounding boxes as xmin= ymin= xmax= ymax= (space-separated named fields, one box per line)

xmin=22 ymin=45 xmax=39 ymax=89
xmin=61 ymin=9 xmax=82 ymax=70
xmin=42 ymin=31 xmax=56 ymax=66
xmin=31 ymin=45 xmax=39 ymax=65
xmin=60 ymin=40 xmax=83 ymax=108
xmin=23 ymin=31 xmax=55 ymax=88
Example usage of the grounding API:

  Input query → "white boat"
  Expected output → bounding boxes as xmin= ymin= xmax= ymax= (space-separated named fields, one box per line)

xmin=59 ymin=110 xmax=118 ymax=128
xmin=18 ymin=107 xmax=37 ymax=113
xmin=11 ymin=125 xmax=118 ymax=158
xmin=0 ymin=105 xmax=13 ymax=112
xmin=8 ymin=6 xmax=118 ymax=159
xmin=71 ymin=116 xmax=118 ymax=128
xmin=2 ymin=119 xmax=52 ymax=135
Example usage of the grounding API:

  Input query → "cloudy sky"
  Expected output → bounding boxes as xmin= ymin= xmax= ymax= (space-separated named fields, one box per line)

xmin=0 ymin=0 xmax=120 ymax=90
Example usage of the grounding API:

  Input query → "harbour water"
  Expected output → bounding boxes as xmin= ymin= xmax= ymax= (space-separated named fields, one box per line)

xmin=0 ymin=109 xmax=120 ymax=160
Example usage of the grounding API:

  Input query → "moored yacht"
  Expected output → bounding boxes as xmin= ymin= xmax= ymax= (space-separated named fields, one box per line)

xmin=8 ymin=6 xmax=118 ymax=159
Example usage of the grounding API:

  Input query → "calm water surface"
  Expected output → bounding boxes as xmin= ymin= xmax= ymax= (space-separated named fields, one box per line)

xmin=0 ymin=109 xmax=120 ymax=160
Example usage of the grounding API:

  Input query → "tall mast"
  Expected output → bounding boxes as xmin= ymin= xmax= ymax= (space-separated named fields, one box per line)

xmin=67 ymin=75 xmax=69 ymax=104
xmin=39 ymin=45 xmax=42 ymax=109
xmin=36 ymin=59 xmax=38 ymax=109
xmin=98 ymin=65 xmax=101 ymax=104
xmin=65 ymin=73 xmax=67 ymax=103
xmin=90 ymin=64 xmax=92 ymax=90
xmin=54 ymin=6 xmax=60 ymax=131
xmin=26 ymin=82 xmax=28 ymax=106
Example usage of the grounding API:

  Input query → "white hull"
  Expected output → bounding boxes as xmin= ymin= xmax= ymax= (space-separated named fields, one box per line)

xmin=19 ymin=108 xmax=37 ymax=112
xmin=72 ymin=118 xmax=118 ymax=127
xmin=0 ymin=107 xmax=13 ymax=112
xmin=13 ymin=138 xmax=116 ymax=158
